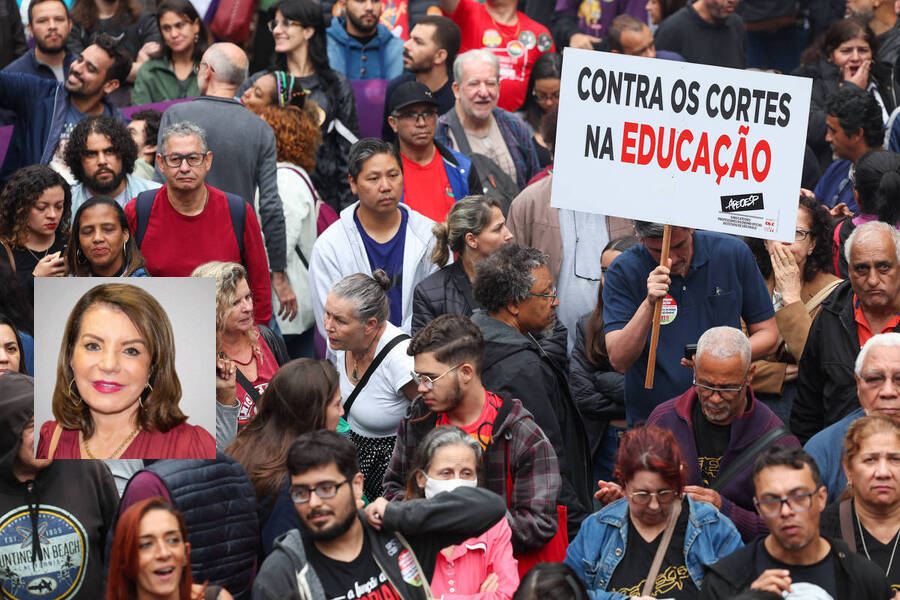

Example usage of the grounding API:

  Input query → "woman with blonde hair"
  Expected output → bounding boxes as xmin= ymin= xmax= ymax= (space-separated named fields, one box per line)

xmin=36 ymin=283 xmax=215 ymax=459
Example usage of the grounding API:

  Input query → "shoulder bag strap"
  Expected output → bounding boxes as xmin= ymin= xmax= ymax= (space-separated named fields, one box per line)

xmin=343 ymin=333 xmax=410 ymax=418
xmin=839 ymin=498 xmax=857 ymax=549
xmin=135 ymin=189 xmax=158 ymax=249
xmin=446 ymin=109 xmax=475 ymax=156
xmin=711 ymin=426 xmax=791 ymax=493
xmin=235 ymin=368 xmax=261 ymax=403
xmin=48 ymin=423 xmax=62 ymax=460
xmin=641 ymin=499 xmax=683 ymax=597
xmin=1 ymin=239 xmax=15 ymax=273
xmin=804 ymin=279 xmax=843 ymax=314
xmin=223 ymin=192 xmax=247 ymax=266
xmin=278 ymin=165 xmax=318 ymax=269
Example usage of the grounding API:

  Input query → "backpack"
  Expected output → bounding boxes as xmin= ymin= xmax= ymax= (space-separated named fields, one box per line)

xmin=446 ymin=109 xmax=520 ymax=215
xmin=277 ymin=166 xmax=337 ymax=269
xmin=134 ymin=188 xmax=248 ymax=267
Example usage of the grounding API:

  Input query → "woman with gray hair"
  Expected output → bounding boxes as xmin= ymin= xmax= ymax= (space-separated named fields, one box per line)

xmin=324 ymin=270 xmax=418 ymax=499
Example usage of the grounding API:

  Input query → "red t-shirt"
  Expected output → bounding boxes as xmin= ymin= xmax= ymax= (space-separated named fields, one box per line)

xmin=124 ymin=185 xmax=272 ymax=325
xmin=436 ymin=390 xmax=502 ymax=450
xmin=235 ymin=328 xmax=280 ymax=425
xmin=401 ymin=150 xmax=456 ymax=222
xmin=449 ymin=0 xmax=556 ymax=111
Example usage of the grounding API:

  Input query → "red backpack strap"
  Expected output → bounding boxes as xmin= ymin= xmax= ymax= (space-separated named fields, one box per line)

xmin=832 ymin=219 xmax=844 ymax=275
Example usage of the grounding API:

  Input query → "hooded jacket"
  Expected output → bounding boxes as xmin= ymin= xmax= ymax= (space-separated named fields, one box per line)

xmin=251 ymin=487 xmax=506 ymax=600
xmin=793 ymin=279 xmax=900 ymax=444
xmin=325 ymin=17 xmax=404 ymax=80
xmin=0 ymin=373 xmax=119 ymax=600
xmin=471 ymin=311 xmax=593 ymax=538
xmin=382 ymin=393 xmax=561 ymax=553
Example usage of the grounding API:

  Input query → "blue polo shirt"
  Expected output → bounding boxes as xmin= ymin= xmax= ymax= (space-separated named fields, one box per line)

xmin=602 ymin=231 xmax=774 ymax=424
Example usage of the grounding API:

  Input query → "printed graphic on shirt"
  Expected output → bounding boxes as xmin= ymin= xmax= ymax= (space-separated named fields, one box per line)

xmin=613 ymin=565 xmax=693 ymax=597
xmin=328 ymin=571 xmax=398 ymax=600
xmin=483 ymin=29 xmax=502 ymax=48
xmin=397 ymin=549 xmax=423 ymax=586
xmin=578 ymin=0 xmax=604 ymax=35
xmin=237 ymin=381 xmax=269 ymax=424
xmin=698 ymin=456 xmax=721 ymax=485
xmin=0 ymin=505 xmax=88 ymax=600
xmin=660 ymin=295 xmax=678 ymax=325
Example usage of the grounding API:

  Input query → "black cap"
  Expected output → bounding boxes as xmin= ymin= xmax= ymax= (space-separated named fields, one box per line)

xmin=388 ymin=81 xmax=438 ymax=115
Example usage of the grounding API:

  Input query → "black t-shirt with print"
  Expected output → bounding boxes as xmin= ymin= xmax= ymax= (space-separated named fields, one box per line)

xmin=304 ymin=534 xmax=400 ymax=600
xmin=754 ymin=542 xmax=838 ymax=599
xmin=607 ymin=497 xmax=698 ymax=599
xmin=691 ymin=399 xmax=731 ymax=486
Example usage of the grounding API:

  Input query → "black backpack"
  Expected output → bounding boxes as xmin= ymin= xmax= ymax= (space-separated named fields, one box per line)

xmin=446 ymin=110 xmax=520 ymax=215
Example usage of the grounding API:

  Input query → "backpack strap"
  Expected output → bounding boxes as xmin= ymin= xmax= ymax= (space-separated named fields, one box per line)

xmin=711 ymin=426 xmax=791 ymax=492
xmin=135 ymin=189 xmax=158 ymax=249
xmin=277 ymin=165 xmax=318 ymax=269
xmin=447 ymin=109 xmax=475 ymax=156
xmin=839 ymin=498 xmax=857 ymax=550
xmin=223 ymin=192 xmax=247 ymax=266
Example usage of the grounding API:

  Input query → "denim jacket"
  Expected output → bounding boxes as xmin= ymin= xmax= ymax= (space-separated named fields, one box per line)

xmin=565 ymin=496 xmax=743 ymax=599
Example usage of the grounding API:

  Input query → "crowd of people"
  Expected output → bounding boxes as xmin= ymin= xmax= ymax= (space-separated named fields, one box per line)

xmin=5 ymin=0 xmax=900 ymax=598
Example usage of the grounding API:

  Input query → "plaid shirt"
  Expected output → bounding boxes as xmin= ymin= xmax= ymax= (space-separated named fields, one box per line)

xmin=382 ymin=392 xmax=561 ymax=554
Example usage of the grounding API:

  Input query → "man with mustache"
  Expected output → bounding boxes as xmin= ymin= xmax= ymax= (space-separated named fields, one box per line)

xmin=4 ymin=0 xmax=74 ymax=81
xmin=64 ymin=115 xmax=159 ymax=215
xmin=654 ymin=0 xmax=747 ymax=69
xmin=0 ymin=33 xmax=130 ymax=185
xmin=326 ymin=0 xmax=404 ymax=80
xmin=793 ymin=222 xmax=900 ymax=444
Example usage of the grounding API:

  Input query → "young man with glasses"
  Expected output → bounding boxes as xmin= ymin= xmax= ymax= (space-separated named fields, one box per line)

xmin=646 ymin=326 xmax=800 ymax=542
xmin=253 ymin=429 xmax=506 ymax=600
xmin=699 ymin=445 xmax=892 ymax=600
xmin=383 ymin=313 xmax=562 ymax=554
xmin=386 ymin=81 xmax=479 ymax=221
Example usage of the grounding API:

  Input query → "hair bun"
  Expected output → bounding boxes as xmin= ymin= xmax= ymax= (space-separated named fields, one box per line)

xmin=372 ymin=269 xmax=392 ymax=292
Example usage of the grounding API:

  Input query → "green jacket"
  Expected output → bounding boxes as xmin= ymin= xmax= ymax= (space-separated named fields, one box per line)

xmin=132 ymin=57 xmax=199 ymax=105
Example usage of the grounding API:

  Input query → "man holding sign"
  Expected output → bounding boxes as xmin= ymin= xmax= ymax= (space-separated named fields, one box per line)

xmin=603 ymin=220 xmax=778 ymax=424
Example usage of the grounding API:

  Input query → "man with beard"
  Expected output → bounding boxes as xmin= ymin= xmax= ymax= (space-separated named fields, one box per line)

xmin=64 ymin=115 xmax=159 ymax=214
xmin=326 ymin=0 xmax=404 ymax=80
xmin=0 ymin=32 xmax=130 ymax=185
xmin=654 ymin=0 xmax=747 ymax=69
xmin=252 ymin=429 xmax=506 ymax=600
xmin=699 ymin=445 xmax=891 ymax=599
xmin=646 ymin=326 xmax=800 ymax=542
xmin=382 ymin=15 xmax=460 ymax=142
xmin=469 ymin=243 xmax=593 ymax=539
xmin=383 ymin=314 xmax=562 ymax=554
xmin=4 ymin=0 xmax=74 ymax=81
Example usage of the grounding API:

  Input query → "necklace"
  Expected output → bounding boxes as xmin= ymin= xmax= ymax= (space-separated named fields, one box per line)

xmin=82 ymin=427 xmax=139 ymax=459
xmin=230 ymin=350 xmax=256 ymax=366
xmin=351 ymin=333 xmax=379 ymax=381
xmin=856 ymin=506 xmax=900 ymax=577
xmin=25 ymin=245 xmax=51 ymax=262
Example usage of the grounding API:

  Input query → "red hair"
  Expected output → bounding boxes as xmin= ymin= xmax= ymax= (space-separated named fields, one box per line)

xmin=613 ymin=425 xmax=687 ymax=495
xmin=107 ymin=497 xmax=193 ymax=600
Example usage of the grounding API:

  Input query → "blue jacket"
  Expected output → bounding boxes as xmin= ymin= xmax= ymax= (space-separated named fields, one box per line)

xmin=3 ymin=48 xmax=76 ymax=80
xmin=813 ymin=158 xmax=856 ymax=212
xmin=565 ymin=496 xmax=743 ymax=599
xmin=0 ymin=71 xmax=125 ymax=183
xmin=805 ymin=406 xmax=864 ymax=504
xmin=325 ymin=17 xmax=403 ymax=80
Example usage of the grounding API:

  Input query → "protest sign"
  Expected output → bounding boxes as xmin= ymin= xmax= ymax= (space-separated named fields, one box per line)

xmin=551 ymin=48 xmax=812 ymax=243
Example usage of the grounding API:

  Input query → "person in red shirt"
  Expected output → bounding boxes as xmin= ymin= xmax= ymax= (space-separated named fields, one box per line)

xmin=387 ymin=80 xmax=479 ymax=222
xmin=439 ymin=0 xmax=555 ymax=111
xmin=124 ymin=120 xmax=272 ymax=325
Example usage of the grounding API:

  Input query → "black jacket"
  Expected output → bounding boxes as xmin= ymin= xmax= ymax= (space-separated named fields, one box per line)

xmin=0 ymin=0 xmax=26 ymax=70
xmin=793 ymin=280 xmax=900 ymax=444
xmin=699 ymin=536 xmax=892 ymax=600
xmin=471 ymin=310 xmax=592 ymax=537
xmin=569 ymin=314 xmax=625 ymax=459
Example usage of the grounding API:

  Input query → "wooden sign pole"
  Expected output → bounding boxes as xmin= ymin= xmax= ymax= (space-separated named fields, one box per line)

xmin=644 ymin=224 xmax=672 ymax=389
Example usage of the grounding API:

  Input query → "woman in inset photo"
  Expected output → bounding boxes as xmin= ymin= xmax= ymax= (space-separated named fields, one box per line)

xmin=36 ymin=282 xmax=215 ymax=459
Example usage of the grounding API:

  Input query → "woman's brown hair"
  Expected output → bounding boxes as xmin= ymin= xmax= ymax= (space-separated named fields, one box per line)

xmin=585 ymin=235 xmax=638 ymax=367
xmin=52 ymin=283 xmax=187 ymax=439
xmin=841 ymin=414 xmax=900 ymax=500
xmin=71 ymin=0 xmax=140 ymax=31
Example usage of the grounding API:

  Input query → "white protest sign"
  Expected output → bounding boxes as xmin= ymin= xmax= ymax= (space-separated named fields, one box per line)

xmin=551 ymin=48 xmax=812 ymax=242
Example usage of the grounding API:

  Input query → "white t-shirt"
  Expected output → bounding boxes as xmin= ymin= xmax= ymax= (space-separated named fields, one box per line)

xmin=336 ymin=322 xmax=413 ymax=438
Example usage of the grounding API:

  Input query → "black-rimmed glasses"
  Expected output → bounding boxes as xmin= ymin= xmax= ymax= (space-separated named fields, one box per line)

xmin=290 ymin=480 xmax=349 ymax=503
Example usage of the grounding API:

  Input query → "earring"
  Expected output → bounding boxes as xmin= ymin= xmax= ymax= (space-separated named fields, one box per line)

xmin=67 ymin=379 xmax=82 ymax=407
xmin=141 ymin=383 xmax=153 ymax=409
xmin=194 ymin=33 xmax=199 ymax=43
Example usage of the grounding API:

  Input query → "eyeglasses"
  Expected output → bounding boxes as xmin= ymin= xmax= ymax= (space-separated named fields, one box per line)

xmin=692 ymin=375 xmax=747 ymax=400
xmin=794 ymin=228 xmax=811 ymax=242
xmin=410 ymin=364 xmax=461 ymax=391
xmin=629 ymin=489 xmax=676 ymax=505
xmin=267 ymin=18 xmax=304 ymax=32
xmin=463 ymin=78 xmax=500 ymax=91
xmin=533 ymin=90 xmax=559 ymax=103
xmin=160 ymin=152 xmax=207 ymax=168
xmin=290 ymin=479 xmax=349 ymax=503
xmin=395 ymin=110 xmax=437 ymax=122
xmin=754 ymin=491 xmax=818 ymax=517
xmin=528 ymin=287 xmax=558 ymax=301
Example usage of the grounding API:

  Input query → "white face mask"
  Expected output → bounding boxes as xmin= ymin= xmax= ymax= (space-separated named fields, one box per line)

xmin=423 ymin=475 xmax=477 ymax=499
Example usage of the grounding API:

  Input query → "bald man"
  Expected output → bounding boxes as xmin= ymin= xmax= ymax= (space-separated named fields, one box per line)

xmin=156 ymin=43 xmax=296 ymax=323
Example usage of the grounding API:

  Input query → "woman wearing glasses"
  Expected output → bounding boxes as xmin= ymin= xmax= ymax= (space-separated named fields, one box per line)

xmin=324 ymin=270 xmax=418 ymax=500
xmin=820 ymin=415 xmax=900 ymax=591
xmin=745 ymin=193 xmax=840 ymax=425
xmin=566 ymin=425 xmax=742 ymax=599
xmin=519 ymin=52 xmax=561 ymax=169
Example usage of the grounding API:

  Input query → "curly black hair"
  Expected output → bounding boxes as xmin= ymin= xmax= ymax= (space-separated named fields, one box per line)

xmin=746 ymin=194 xmax=834 ymax=282
xmin=63 ymin=115 xmax=138 ymax=184
xmin=0 ymin=165 xmax=71 ymax=248
xmin=92 ymin=32 xmax=133 ymax=85
xmin=473 ymin=243 xmax=548 ymax=313
xmin=825 ymin=85 xmax=884 ymax=149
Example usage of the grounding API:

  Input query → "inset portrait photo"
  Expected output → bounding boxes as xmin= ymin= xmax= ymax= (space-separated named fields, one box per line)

xmin=33 ymin=277 xmax=216 ymax=459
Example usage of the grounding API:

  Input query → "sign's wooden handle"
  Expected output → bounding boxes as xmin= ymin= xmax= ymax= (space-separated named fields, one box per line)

xmin=644 ymin=224 xmax=672 ymax=389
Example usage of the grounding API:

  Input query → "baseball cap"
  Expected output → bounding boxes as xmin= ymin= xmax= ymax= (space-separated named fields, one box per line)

xmin=388 ymin=81 xmax=439 ymax=115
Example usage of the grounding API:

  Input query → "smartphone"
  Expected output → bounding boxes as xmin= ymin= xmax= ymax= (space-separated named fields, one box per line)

xmin=684 ymin=344 xmax=698 ymax=361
